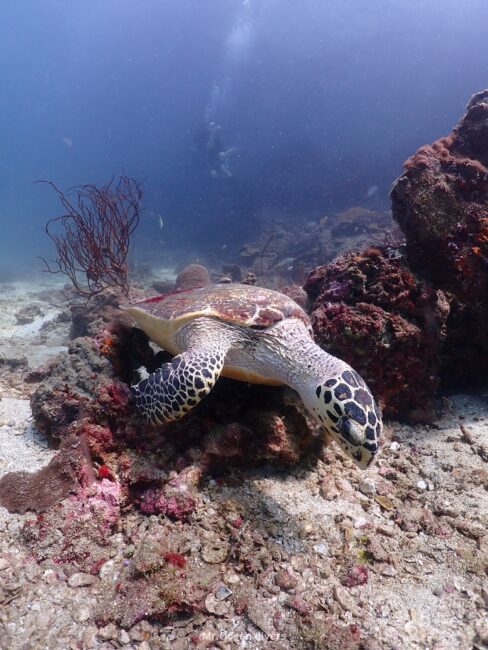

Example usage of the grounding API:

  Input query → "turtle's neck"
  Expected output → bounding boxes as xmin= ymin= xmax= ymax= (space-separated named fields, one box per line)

xmin=250 ymin=318 xmax=349 ymax=391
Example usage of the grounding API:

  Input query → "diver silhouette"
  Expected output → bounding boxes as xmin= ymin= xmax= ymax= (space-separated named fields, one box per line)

xmin=195 ymin=121 xmax=236 ymax=178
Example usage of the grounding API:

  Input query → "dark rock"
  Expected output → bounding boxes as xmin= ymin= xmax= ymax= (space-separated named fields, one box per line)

xmin=69 ymin=289 xmax=133 ymax=339
xmin=15 ymin=304 xmax=43 ymax=324
xmin=242 ymin=271 xmax=257 ymax=285
xmin=0 ymin=438 xmax=79 ymax=513
xmin=0 ymin=353 xmax=28 ymax=370
xmin=30 ymin=336 xmax=121 ymax=444
xmin=151 ymin=280 xmax=175 ymax=294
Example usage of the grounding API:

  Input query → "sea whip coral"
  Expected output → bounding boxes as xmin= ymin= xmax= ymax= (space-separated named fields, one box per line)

xmin=38 ymin=174 xmax=142 ymax=298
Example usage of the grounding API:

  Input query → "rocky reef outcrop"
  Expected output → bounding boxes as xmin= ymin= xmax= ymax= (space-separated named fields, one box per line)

xmin=236 ymin=206 xmax=393 ymax=287
xmin=28 ymin=322 xmax=320 ymax=471
xmin=391 ymin=89 xmax=488 ymax=301
xmin=309 ymin=88 xmax=488 ymax=410
xmin=2 ymin=313 xmax=322 ymax=529
xmin=391 ymin=89 xmax=488 ymax=384
xmin=304 ymin=247 xmax=449 ymax=420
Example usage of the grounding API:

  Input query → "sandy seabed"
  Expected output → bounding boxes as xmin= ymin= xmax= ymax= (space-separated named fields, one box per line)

xmin=0 ymin=275 xmax=487 ymax=650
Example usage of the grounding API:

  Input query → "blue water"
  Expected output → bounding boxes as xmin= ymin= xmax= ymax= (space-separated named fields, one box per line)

xmin=1 ymin=0 xmax=487 ymax=275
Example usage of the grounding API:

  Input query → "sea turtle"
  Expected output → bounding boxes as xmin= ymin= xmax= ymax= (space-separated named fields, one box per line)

xmin=123 ymin=265 xmax=382 ymax=469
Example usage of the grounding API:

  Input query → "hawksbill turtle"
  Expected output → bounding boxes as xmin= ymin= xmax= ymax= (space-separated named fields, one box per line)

xmin=123 ymin=265 xmax=382 ymax=469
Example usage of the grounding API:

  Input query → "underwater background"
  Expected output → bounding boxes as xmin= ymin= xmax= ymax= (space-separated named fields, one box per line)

xmin=2 ymin=3 xmax=488 ymax=647
xmin=1 ymin=0 xmax=488 ymax=275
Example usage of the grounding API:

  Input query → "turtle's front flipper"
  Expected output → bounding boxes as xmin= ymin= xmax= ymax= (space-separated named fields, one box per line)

xmin=132 ymin=333 xmax=230 ymax=424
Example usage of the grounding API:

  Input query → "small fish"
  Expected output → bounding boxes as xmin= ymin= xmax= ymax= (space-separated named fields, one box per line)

xmin=366 ymin=184 xmax=378 ymax=198
xmin=158 ymin=215 xmax=164 ymax=229
xmin=319 ymin=215 xmax=329 ymax=225
xmin=62 ymin=136 xmax=73 ymax=147
xmin=222 ymin=243 xmax=227 ymax=249
xmin=273 ymin=256 xmax=296 ymax=270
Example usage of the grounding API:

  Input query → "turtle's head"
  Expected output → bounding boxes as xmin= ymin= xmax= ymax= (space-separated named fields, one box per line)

xmin=305 ymin=368 xmax=382 ymax=469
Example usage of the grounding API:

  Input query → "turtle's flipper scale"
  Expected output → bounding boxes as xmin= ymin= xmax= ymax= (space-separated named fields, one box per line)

xmin=132 ymin=344 xmax=227 ymax=423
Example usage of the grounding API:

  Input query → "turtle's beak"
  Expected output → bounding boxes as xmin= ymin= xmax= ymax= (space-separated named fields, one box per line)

xmin=335 ymin=417 xmax=379 ymax=469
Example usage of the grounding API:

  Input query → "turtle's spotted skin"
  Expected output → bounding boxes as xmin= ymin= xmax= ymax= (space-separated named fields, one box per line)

xmin=123 ymin=266 xmax=382 ymax=469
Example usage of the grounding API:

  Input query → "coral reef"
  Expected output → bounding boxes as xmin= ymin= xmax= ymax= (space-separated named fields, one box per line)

xmin=29 ymin=320 xmax=320 ymax=466
xmin=1 ymin=278 xmax=487 ymax=648
xmin=235 ymin=206 xmax=393 ymax=287
xmin=28 ymin=328 xmax=136 ymax=445
xmin=15 ymin=304 xmax=43 ymax=325
xmin=391 ymin=89 xmax=488 ymax=384
xmin=304 ymin=247 xmax=449 ymax=419
xmin=68 ymin=288 xmax=139 ymax=339
xmin=0 ymin=440 xmax=79 ymax=513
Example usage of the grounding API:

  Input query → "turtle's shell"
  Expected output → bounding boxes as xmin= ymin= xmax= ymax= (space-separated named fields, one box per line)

xmin=130 ymin=283 xmax=310 ymax=329
xmin=124 ymin=282 xmax=313 ymax=384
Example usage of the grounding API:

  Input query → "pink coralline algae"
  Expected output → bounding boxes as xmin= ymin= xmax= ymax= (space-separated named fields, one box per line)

xmin=133 ymin=466 xmax=200 ymax=521
xmin=340 ymin=564 xmax=369 ymax=588
xmin=163 ymin=552 xmax=187 ymax=568
xmin=21 ymin=478 xmax=122 ymax=571
xmin=391 ymin=89 xmax=488 ymax=384
xmin=304 ymin=247 xmax=450 ymax=419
